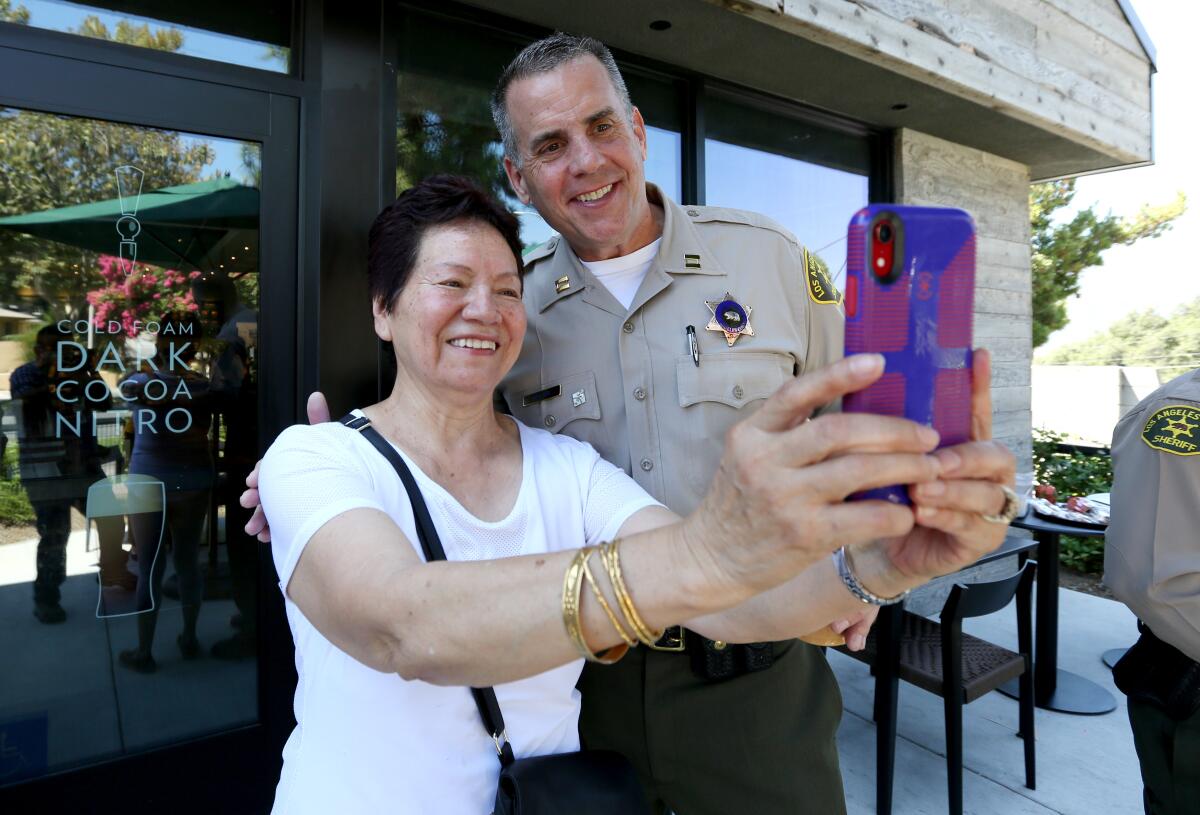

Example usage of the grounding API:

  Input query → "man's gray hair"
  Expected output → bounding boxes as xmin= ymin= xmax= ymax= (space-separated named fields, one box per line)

xmin=491 ymin=32 xmax=633 ymax=165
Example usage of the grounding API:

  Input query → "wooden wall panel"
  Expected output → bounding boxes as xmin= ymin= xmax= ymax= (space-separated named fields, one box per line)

xmin=707 ymin=0 xmax=1153 ymax=166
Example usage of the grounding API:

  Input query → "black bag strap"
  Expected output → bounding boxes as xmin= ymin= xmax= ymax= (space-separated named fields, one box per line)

xmin=339 ymin=413 xmax=516 ymax=767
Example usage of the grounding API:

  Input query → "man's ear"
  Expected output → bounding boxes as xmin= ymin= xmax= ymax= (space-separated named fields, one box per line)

xmin=631 ymin=106 xmax=648 ymax=161
xmin=504 ymin=155 xmax=532 ymax=206
xmin=371 ymin=298 xmax=394 ymax=343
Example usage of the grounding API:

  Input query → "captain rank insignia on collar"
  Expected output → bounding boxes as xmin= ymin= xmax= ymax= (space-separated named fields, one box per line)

xmin=705 ymin=293 xmax=754 ymax=347
xmin=554 ymin=275 xmax=570 ymax=293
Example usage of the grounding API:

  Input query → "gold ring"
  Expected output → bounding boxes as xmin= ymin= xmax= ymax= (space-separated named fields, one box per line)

xmin=979 ymin=485 xmax=1020 ymax=524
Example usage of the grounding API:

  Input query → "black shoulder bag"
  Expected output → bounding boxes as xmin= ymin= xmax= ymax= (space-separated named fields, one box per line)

xmin=340 ymin=414 xmax=650 ymax=815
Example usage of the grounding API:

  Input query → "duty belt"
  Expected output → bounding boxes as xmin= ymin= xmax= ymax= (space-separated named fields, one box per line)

xmin=1113 ymin=621 xmax=1200 ymax=721
xmin=654 ymin=626 xmax=777 ymax=682
xmin=652 ymin=625 xmax=687 ymax=652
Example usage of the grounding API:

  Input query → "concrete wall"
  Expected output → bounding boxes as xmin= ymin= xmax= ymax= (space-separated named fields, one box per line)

xmin=1032 ymin=364 xmax=1161 ymax=444
xmin=895 ymin=128 xmax=1033 ymax=474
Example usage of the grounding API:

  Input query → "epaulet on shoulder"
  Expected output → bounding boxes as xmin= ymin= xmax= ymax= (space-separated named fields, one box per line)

xmin=686 ymin=205 xmax=802 ymax=247
xmin=521 ymin=236 xmax=561 ymax=266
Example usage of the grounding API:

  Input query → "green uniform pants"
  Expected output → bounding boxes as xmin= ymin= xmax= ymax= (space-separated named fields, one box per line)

xmin=578 ymin=638 xmax=846 ymax=815
xmin=1128 ymin=698 xmax=1200 ymax=814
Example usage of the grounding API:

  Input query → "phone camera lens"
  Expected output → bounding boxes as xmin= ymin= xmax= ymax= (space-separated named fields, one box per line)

xmin=877 ymin=222 xmax=893 ymax=243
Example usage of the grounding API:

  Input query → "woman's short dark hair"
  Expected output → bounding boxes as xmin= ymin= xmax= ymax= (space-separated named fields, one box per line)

xmin=368 ymin=175 xmax=524 ymax=311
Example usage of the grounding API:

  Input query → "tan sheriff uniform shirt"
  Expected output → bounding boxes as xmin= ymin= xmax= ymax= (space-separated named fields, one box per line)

xmin=1105 ymin=368 xmax=1200 ymax=663
xmin=500 ymin=184 xmax=844 ymax=517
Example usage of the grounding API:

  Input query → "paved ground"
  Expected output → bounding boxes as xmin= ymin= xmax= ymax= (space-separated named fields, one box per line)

xmin=831 ymin=586 xmax=1144 ymax=815
xmin=0 ymin=525 xmax=256 ymax=783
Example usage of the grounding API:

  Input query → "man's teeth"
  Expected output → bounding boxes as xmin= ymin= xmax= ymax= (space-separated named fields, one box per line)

xmin=449 ymin=338 xmax=497 ymax=350
xmin=576 ymin=184 xmax=613 ymax=202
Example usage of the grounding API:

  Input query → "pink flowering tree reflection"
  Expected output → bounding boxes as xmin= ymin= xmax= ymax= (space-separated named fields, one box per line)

xmin=86 ymin=254 xmax=200 ymax=337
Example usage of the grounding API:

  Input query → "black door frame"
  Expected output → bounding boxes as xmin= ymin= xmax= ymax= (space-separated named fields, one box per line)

xmin=0 ymin=27 xmax=302 ymax=813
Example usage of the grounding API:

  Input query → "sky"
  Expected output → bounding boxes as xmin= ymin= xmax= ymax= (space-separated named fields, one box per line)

xmin=1039 ymin=1 xmax=1200 ymax=352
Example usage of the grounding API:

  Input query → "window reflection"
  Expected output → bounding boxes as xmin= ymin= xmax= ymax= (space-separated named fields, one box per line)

xmin=0 ymin=108 xmax=260 ymax=784
xmin=395 ymin=11 xmax=681 ymax=249
xmin=705 ymin=95 xmax=870 ymax=292
xmin=7 ymin=0 xmax=291 ymax=73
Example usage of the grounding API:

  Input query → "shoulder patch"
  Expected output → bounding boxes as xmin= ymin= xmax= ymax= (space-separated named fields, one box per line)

xmin=804 ymin=249 xmax=842 ymax=305
xmin=1141 ymin=404 xmax=1200 ymax=456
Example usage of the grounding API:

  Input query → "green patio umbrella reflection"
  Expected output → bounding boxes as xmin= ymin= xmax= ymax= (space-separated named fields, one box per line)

xmin=0 ymin=176 xmax=259 ymax=273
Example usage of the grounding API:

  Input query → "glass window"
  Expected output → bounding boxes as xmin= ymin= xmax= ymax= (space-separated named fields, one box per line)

xmin=0 ymin=107 xmax=260 ymax=784
xmin=394 ymin=11 xmax=681 ymax=250
xmin=5 ymin=0 xmax=291 ymax=73
xmin=705 ymin=92 xmax=870 ymax=293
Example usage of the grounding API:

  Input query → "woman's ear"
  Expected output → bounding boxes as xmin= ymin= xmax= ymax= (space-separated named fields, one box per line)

xmin=371 ymin=298 xmax=394 ymax=343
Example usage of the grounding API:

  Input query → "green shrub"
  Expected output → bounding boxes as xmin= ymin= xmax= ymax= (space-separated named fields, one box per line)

xmin=0 ymin=480 xmax=35 ymax=526
xmin=0 ymin=442 xmax=35 ymax=526
xmin=1060 ymin=534 xmax=1105 ymax=573
xmin=1032 ymin=428 xmax=1112 ymax=575
xmin=1032 ymin=428 xmax=1113 ymax=497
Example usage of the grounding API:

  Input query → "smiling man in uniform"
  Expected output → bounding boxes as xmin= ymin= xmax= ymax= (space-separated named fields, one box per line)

xmin=490 ymin=34 xmax=854 ymax=814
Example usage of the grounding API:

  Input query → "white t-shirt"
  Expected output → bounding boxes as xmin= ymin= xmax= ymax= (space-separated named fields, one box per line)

xmin=580 ymin=237 xmax=661 ymax=310
xmin=259 ymin=415 xmax=661 ymax=815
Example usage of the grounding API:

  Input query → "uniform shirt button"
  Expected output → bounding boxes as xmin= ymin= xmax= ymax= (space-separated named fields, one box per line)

xmin=732 ymin=384 xmax=744 ymax=399
xmin=640 ymin=458 xmax=654 ymax=472
xmin=544 ymin=415 xmax=556 ymax=428
xmin=622 ymin=321 xmax=635 ymax=334
xmin=633 ymin=387 xmax=646 ymax=401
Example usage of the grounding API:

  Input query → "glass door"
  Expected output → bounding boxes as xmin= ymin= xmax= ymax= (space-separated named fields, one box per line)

xmin=0 ymin=37 xmax=298 ymax=812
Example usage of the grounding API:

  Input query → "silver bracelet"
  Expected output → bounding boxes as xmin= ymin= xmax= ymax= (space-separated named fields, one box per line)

xmin=833 ymin=546 xmax=909 ymax=606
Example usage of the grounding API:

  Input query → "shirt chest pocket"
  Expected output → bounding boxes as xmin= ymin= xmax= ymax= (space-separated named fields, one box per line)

xmin=676 ymin=351 xmax=793 ymax=409
xmin=514 ymin=370 xmax=602 ymax=434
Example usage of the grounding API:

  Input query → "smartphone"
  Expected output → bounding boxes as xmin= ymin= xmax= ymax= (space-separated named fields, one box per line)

xmin=843 ymin=204 xmax=976 ymax=504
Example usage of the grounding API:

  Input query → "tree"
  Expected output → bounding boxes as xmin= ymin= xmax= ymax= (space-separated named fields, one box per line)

xmin=0 ymin=111 xmax=214 ymax=317
xmin=1031 ymin=179 xmax=1186 ymax=347
xmin=1036 ymin=296 xmax=1200 ymax=377
xmin=0 ymin=1 xmax=29 ymax=25
xmin=0 ymin=15 xmax=213 ymax=320
xmin=73 ymin=15 xmax=183 ymax=51
xmin=395 ymin=110 xmax=512 ymax=206
xmin=87 ymin=256 xmax=200 ymax=337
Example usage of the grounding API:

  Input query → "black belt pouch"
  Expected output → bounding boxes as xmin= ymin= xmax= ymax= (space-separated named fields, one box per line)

xmin=689 ymin=639 xmax=775 ymax=682
xmin=1113 ymin=624 xmax=1200 ymax=721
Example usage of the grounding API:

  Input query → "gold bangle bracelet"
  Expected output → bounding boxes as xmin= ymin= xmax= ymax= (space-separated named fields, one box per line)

xmin=561 ymin=547 xmax=591 ymax=659
xmin=581 ymin=551 xmax=637 ymax=647
xmin=562 ymin=547 xmax=627 ymax=664
xmin=600 ymin=541 xmax=661 ymax=646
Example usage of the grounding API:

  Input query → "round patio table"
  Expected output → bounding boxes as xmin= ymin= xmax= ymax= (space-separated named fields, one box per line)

xmin=998 ymin=511 xmax=1116 ymax=714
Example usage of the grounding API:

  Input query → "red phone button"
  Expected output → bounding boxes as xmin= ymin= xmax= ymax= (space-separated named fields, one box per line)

xmin=844 ymin=275 xmax=858 ymax=317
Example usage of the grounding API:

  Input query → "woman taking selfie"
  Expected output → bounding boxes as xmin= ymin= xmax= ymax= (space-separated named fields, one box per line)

xmin=258 ymin=175 xmax=1015 ymax=814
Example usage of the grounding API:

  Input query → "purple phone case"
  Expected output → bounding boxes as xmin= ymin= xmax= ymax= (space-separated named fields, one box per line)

xmin=844 ymin=204 xmax=976 ymax=504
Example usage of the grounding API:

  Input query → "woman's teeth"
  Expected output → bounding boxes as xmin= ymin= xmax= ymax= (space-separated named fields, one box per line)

xmin=576 ymin=184 xmax=612 ymax=202
xmin=449 ymin=338 xmax=497 ymax=350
